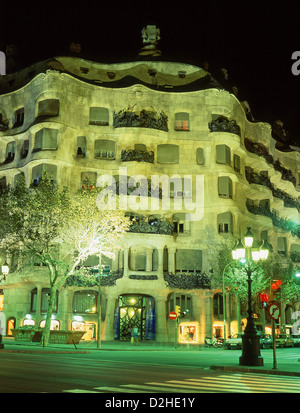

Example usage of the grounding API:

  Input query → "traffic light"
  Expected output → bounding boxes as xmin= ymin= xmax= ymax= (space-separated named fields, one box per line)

xmin=175 ymin=305 xmax=181 ymax=316
xmin=260 ymin=293 xmax=269 ymax=308
xmin=271 ymin=279 xmax=282 ymax=301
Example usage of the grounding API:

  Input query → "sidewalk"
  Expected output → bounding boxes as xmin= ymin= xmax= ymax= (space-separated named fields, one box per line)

xmin=1 ymin=337 xmax=300 ymax=377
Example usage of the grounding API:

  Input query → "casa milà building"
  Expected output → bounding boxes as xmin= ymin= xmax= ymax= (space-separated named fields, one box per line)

xmin=0 ymin=54 xmax=299 ymax=344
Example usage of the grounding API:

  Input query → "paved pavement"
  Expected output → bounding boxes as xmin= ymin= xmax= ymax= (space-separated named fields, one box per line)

xmin=1 ymin=336 xmax=300 ymax=377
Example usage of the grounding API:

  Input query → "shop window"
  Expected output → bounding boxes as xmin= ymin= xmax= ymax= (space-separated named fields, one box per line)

xmin=7 ymin=317 xmax=16 ymax=336
xmin=31 ymin=163 xmax=57 ymax=186
xmin=37 ymin=99 xmax=59 ymax=117
xmin=33 ymin=128 xmax=58 ymax=152
xmin=157 ymin=144 xmax=179 ymax=164
xmin=94 ymin=139 xmax=115 ymax=159
xmin=77 ymin=136 xmax=86 ymax=157
xmin=175 ymin=112 xmax=190 ymax=131
xmin=5 ymin=141 xmax=15 ymax=163
xmin=217 ymin=211 xmax=233 ymax=234
xmin=233 ymin=154 xmax=240 ymax=172
xmin=39 ymin=319 xmax=60 ymax=330
xmin=196 ymin=148 xmax=204 ymax=165
xmin=73 ymin=290 xmax=98 ymax=314
xmin=218 ymin=176 xmax=232 ymax=198
xmin=13 ymin=107 xmax=24 ymax=127
xmin=89 ymin=107 xmax=109 ymax=125
xmin=216 ymin=144 xmax=231 ymax=165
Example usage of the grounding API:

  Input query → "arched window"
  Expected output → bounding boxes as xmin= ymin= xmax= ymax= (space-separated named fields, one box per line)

xmin=73 ymin=290 xmax=98 ymax=314
xmin=213 ymin=293 xmax=223 ymax=316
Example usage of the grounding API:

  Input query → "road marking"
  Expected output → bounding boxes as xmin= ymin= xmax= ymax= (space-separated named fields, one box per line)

xmin=62 ymin=373 xmax=300 ymax=394
xmin=63 ymin=388 xmax=103 ymax=393
xmin=94 ymin=386 xmax=146 ymax=393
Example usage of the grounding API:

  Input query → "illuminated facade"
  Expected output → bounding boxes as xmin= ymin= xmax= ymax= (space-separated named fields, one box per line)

xmin=0 ymin=57 xmax=299 ymax=343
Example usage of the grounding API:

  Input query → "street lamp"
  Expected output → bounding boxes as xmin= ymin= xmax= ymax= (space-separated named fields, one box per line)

xmin=97 ymin=247 xmax=102 ymax=350
xmin=232 ymin=227 xmax=269 ymax=366
xmin=0 ymin=261 xmax=9 ymax=281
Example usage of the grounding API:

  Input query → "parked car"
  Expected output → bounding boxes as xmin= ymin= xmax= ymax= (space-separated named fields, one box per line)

xmin=225 ymin=333 xmax=243 ymax=349
xmin=275 ymin=334 xmax=294 ymax=348
xmin=291 ymin=334 xmax=300 ymax=347
xmin=259 ymin=334 xmax=273 ymax=349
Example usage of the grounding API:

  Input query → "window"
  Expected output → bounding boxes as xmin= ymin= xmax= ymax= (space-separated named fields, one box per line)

xmin=31 ymin=163 xmax=57 ymax=185
xmin=14 ymin=172 xmax=24 ymax=187
xmin=20 ymin=139 xmax=29 ymax=158
xmin=218 ymin=176 xmax=232 ymax=198
xmin=41 ymin=288 xmax=58 ymax=313
xmin=73 ymin=290 xmax=97 ymax=313
xmin=277 ymin=237 xmax=287 ymax=255
xmin=157 ymin=144 xmax=179 ymax=164
xmin=77 ymin=136 xmax=86 ymax=157
xmin=213 ymin=293 xmax=223 ymax=316
xmin=196 ymin=148 xmax=204 ymax=165
xmin=37 ymin=99 xmax=59 ymax=117
xmin=175 ymin=112 xmax=189 ymax=131
xmin=13 ymin=108 xmax=24 ymax=127
xmin=233 ymin=154 xmax=240 ymax=172
xmin=216 ymin=144 xmax=231 ymax=165
xmin=81 ymin=171 xmax=97 ymax=186
xmin=217 ymin=211 xmax=233 ymax=233
xmin=89 ymin=107 xmax=109 ymax=125
xmin=94 ymin=139 xmax=115 ymax=159
xmin=168 ymin=293 xmax=192 ymax=317
xmin=0 ymin=176 xmax=7 ymax=192
xmin=33 ymin=128 xmax=58 ymax=151
xmin=175 ymin=249 xmax=202 ymax=273
xmin=30 ymin=288 xmax=37 ymax=312
xmin=173 ymin=213 xmax=191 ymax=234
xmin=5 ymin=141 xmax=15 ymax=162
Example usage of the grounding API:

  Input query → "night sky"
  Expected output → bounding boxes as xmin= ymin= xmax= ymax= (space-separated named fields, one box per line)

xmin=1 ymin=1 xmax=300 ymax=144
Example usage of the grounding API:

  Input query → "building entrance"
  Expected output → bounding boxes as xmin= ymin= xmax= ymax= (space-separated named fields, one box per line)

xmin=114 ymin=295 xmax=155 ymax=341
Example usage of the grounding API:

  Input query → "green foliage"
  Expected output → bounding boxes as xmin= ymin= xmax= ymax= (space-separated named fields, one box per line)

xmin=209 ymin=235 xmax=300 ymax=304
xmin=0 ymin=173 xmax=130 ymax=345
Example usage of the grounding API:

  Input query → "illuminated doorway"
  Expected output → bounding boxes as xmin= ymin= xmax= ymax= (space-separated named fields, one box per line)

xmin=7 ymin=317 xmax=16 ymax=336
xmin=115 ymin=295 xmax=155 ymax=341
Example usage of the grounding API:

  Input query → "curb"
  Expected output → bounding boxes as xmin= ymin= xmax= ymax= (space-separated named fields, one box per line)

xmin=0 ymin=349 xmax=91 ymax=354
xmin=210 ymin=365 xmax=300 ymax=377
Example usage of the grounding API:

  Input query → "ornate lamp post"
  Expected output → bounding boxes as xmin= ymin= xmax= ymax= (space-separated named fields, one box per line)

xmin=232 ymin=227 xmax=269 ymax=366
xmin=0 ymin=262 xmax=9 ymax=349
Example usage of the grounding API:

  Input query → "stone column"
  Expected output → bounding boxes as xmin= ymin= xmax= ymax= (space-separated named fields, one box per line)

xmin=167 ymin=247 xmax=176 ymax=274
xmin=155 ymin=297 xmax=168 ymax=342
xmin=146 ymin=248 xmax=153 ymax=272
xmin=123 ymin=247 xmax=129 ymax=277
xmin=103 ymin=295 xmax=118 ymax=341
xmin=157 ymin=248 xmax=164 ymax=279
xmin=205 ymin=293 xmax=213 ymax=338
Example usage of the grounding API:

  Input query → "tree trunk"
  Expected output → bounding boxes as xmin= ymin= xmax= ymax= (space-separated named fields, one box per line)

xmin=41 ymin=285 xmax=57 ymax=347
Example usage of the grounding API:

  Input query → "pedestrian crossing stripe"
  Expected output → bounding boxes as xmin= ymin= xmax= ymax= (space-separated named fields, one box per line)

xmin=62 ymin=373 xmax=300 ymax=394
